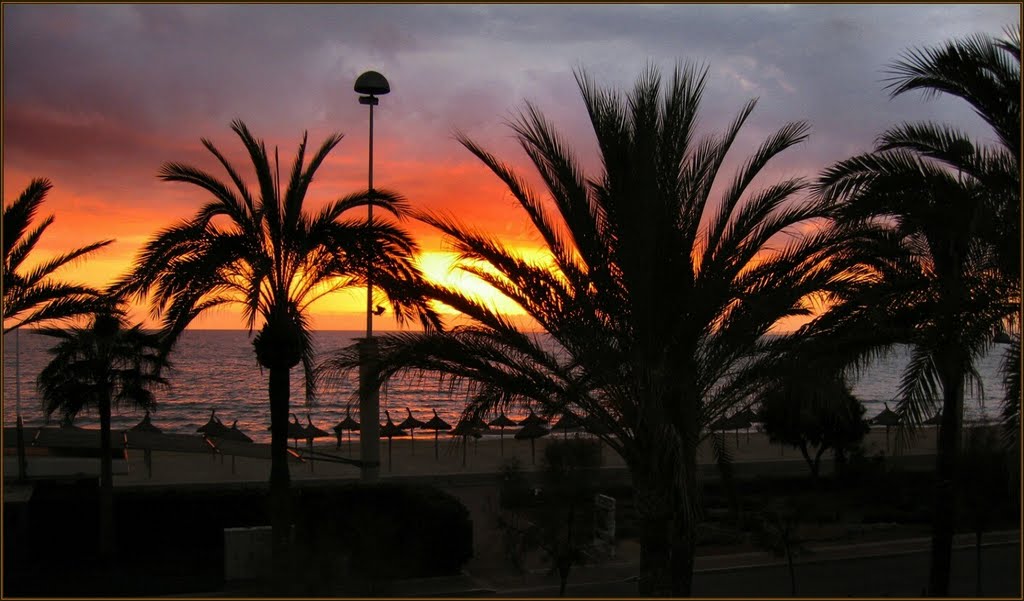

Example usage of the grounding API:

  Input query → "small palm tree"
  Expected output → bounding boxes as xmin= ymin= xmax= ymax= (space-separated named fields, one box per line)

xmin=813 ymin=26 xmax=1020 ymax=596
xmin=113 ymin=120 xmax=439 ymax=567
xmin=322 ymin=64 xmax=864 ymax=595
xmin=37 ymin=310 xmax=169 ymax=558
xmin=4 ymin=178 xmax=112 ymax=332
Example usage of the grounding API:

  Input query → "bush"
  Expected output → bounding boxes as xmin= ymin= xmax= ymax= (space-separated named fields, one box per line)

xmin=293 ymin=482 xmax=473 ymax=589
xmin=6 ymin=480 xmax=471 ymax=597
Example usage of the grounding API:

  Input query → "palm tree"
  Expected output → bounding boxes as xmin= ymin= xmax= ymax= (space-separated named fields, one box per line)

xmin=814 ymin=26 xmax=1020 ymax=596
xmin=36 ymin=310 xmax=169 ymax=558
xmin=321 ymin=65 xmax=864 ymax=595
xmin=4 ymin=178 xmax=114 ymax=481
xmin=4 ymin=178 xmax=113 ymax=331
xmin=112 ymin=120 xmax=439 ymax=567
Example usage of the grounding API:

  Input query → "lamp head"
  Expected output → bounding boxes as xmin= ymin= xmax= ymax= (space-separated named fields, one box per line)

xmin=355 ymin=70 xmax=390 ymax=96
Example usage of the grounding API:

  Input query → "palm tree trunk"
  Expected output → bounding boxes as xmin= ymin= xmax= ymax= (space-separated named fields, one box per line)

xmin=975 ymin=528 xmax=982 ymax=596
xmin=928 ymin=351 xmax=964 ymax=596
xmin=786 ymin=542 xmax=797 ymax=596
xmin=268 ymin=366 xmax=292 ymax=582
xmin=98 ymin=394 xmax=114 ymax=559
xmin=633 ymin=457 xmax=698 ymax=596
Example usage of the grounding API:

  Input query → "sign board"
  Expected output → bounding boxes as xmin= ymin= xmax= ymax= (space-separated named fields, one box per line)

xmin=593 ymin=493 xmax=616 ymax=558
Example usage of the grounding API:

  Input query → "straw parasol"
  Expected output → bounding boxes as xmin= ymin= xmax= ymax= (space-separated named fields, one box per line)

xmin=870 ymin=403 xmax=901 ymax=453
xmin=398 ymin=408 xmax=427 ymax=456
xmin=488 ymin=412 xmax=517 ymax=455
xmin=450 ymin=419 xmax=481 ymax=467
xmin=219 ymin=420 xmax=253 ymax=443
xmin=519 ymin=408 xmax=548 ymax=427
xmin=216 ymin=420 xmax=253 ymax=474
xmin=379 ymin=410 xmax=407 ymax=471
xmin=514 ymin=421 xmax=550 ymax=464
xmin=422 ymin=409 xmax=452 ymax=461
xmin=128 ymin=411 xmax=162 ymax=434
xmin=551 ymin=412 xmax=582 ymax=439
xmin=723 ymin=411 xmax=753 ymax=446
xmin=197 ymin=409 xmax=229 ymax=438
xmin=267 ymin=414 xmax=309 ymax=449
xmin=333 ymin=407 xmax=360 ymax=453
xmin=734 ymin=406 xmax=757 ymax=443
xmin=127 ymin=411 xmax=161 ymax=477
xmin=303 ymin=415 xmax=331 ymax=472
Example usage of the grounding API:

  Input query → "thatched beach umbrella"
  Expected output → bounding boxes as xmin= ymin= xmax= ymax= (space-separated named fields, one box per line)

xmin=379 ymin=411 xmax=407 ymax=471
xmin=216 ymin=420 xmax=253 ymax=474
xmin=519 ymin=408 xmax=548 ymax=427
xmin=333 ymin=408 xmax=360 ymax=453
xmin=268 ymin=414 xmax=308 ymax=449
xmin=450 ymin=419 xmax=481 ymax=467
xmin=734 ymin=406 xmax=757 ymax=443
xmin=128 ymin=411 xmax=162 ymax=434
xmin=515 ymin=421 xmax=550 ymax=465
xmin=398 ymin=408 xmax=426 ymax=456
xmin=127 ymin=411 xmax=161 ymax=477
xmin=724 ymin=412 xmax=753 ymax=446
xmin=551 ymin=412 xmax=582 ymax=440
xmin=422 ymin=409 xmax=452 ymax=461
xmin=197 ymin=409 xmax=229 ymax=438
xmin=870 ymin=403 xmax=901 ymax=453
xmin=303 ymin=415 xmax=330 ymax=472
xmin=488 ymin=412 xmax=517 ymax=455
xmin=220 ymin=420 xmax=253 ymax=443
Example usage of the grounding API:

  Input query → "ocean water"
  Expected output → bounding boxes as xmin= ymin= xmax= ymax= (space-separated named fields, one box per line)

xmin=2 ymin=329 xmax=1011 ymax=443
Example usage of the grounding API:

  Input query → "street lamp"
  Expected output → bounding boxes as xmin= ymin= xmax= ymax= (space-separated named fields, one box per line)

xmin=355 ymin=70 xmax=390 ymax=482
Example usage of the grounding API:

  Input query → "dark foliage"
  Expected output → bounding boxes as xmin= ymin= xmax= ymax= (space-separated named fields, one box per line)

xmin=4 ymin=482 xmax=471 ymax=597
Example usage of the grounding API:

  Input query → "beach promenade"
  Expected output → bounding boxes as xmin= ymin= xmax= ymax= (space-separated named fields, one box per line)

xmin=91 ymin=425 xmax=939 ymax=487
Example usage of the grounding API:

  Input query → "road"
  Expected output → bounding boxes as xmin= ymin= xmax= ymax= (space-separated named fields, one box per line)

xmin=494 ymin=542 xmax=1020 ymax=597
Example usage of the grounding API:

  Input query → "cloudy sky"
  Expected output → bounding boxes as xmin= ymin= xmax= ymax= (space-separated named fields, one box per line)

xmin=3 ymin=3 xmax=1018 ymax=330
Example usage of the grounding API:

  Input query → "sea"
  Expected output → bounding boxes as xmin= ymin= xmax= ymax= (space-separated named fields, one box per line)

xmin=2 ymin=329 xmax=1013 ymax=444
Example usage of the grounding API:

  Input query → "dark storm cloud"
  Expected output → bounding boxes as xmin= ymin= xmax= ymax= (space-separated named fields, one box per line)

xmin=3 ymin=3 xmax=1019 ymax=190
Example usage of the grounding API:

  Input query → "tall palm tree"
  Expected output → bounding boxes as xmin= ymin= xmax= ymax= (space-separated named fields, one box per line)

xmin=112 ymin=120 xmax=439 ymax=565
xmin=814 ymin=27 xmax=1020 ymax=596
xmin=322 ymin=65 xmax=865 ymax=595
xmin=36 ymin=310 xmax=169 ymax=558
xmin=4 ymin=178 xmax=113 ymax=332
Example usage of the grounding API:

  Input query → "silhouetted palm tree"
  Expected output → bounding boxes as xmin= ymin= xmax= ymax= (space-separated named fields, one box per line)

xmin=113 ymin=120 xmax=439 ymax=567
xmin=814 ymin=26 xmax=1020 ymax=596
xmin=4 ymin=178 xmax=112 ymax=332
xmin=322 ymin=65 xmax=864 ymax=595
xmin=36 ymin=311 xmax=169 ymax=558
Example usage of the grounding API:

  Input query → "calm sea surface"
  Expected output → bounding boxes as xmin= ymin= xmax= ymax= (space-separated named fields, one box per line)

xmin=2 ymin=329 xmax=1011 ymax=443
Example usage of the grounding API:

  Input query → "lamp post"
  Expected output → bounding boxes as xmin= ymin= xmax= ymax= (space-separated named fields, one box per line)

xmin=355 ymin=70 xmax=390 ymax=482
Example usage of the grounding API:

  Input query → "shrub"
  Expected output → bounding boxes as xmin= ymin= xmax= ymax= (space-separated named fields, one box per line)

xmin=292 ymin=482 xmax=473 ymax=590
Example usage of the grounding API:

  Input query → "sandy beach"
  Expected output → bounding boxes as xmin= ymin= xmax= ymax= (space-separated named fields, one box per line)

xmin=104 ymin=425 xmax=942 ymax=486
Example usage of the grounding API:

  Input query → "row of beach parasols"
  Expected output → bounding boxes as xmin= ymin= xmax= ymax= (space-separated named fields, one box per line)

xmin=130 ymin=400 xmax=939 ymax=471
xmin=340 ymin=407 xmax=612 ymax=469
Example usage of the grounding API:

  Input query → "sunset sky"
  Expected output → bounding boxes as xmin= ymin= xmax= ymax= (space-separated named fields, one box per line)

xmin=3 ymin=4 xmax=1018 ymax=331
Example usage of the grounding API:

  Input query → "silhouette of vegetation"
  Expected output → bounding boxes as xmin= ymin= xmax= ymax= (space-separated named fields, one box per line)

xmin=496 ymin=438 xmax=603 ymax=596
xmin=757 ymin=373 xmax=869 ymax=480
xmin=112 ymin=120 xmax=440 ymax=577
xmin=3 ymin=178 xmax=112 ymax=332
xmin=813 ymin=25 xmax=1020 ymax=596
xmin=957 ymin=427 xmax=1012 ymax=597
xmin=36 ymin=310 xmax=169 ymax=559
xmin=322 ymin=64 xmax=870 ymax=595
xmin=752 ymin=498 xmax=809 ymax=596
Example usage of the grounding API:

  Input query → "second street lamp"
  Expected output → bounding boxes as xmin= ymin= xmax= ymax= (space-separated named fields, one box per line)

xmin=354 ymin=70 xmax=390 ymax=482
